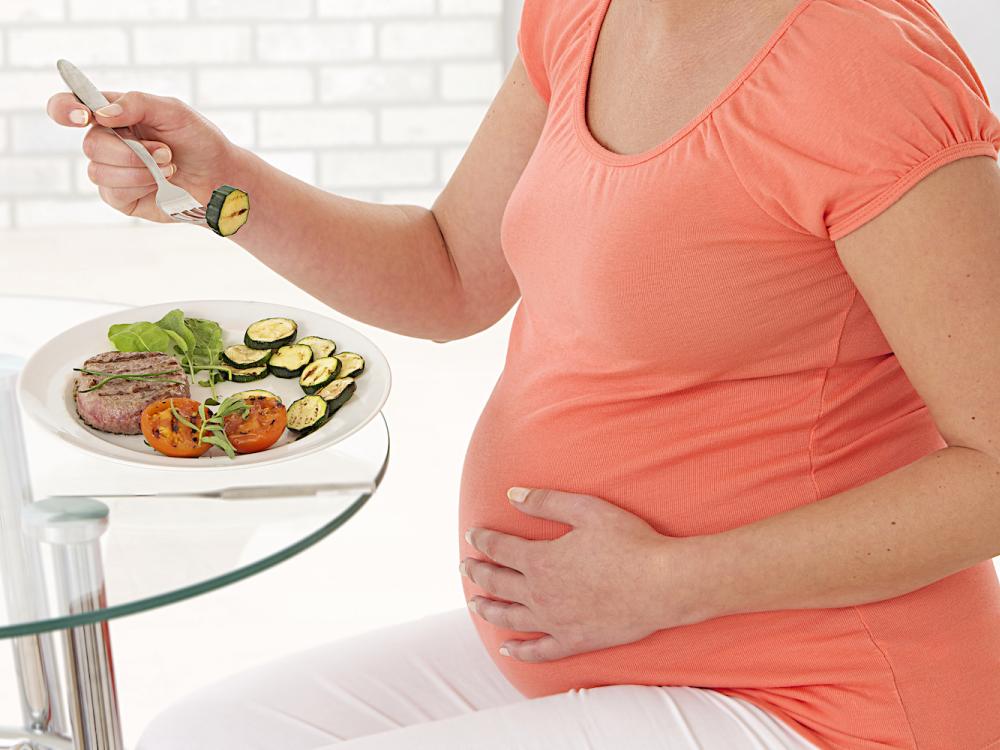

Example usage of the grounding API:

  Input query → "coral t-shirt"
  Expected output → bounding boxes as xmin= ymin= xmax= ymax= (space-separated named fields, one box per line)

xmin=457 ymin=0 xmax=1000 ymax=748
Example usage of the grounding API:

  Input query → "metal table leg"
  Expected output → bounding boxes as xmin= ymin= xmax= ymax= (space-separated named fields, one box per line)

xmin=2 ymin=363 xmax=122 ymax=750
xmin=13 ymin=632 xmax=65 ymax=734
xmin=1 ymin=361 xmax=71 ymax=750
xmin=23 ymin=498 xmax=123 ymax=750
xmin=0 ymin=728 xmax=71 ymax=750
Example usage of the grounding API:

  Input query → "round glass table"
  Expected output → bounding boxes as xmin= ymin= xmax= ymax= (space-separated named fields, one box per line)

xmin=0 ymin=296 xmax=391 ymax=750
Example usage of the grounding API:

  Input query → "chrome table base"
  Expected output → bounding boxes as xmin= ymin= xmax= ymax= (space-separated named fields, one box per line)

xmin=0 ymin=727 xmax=72 ymax=750
xmin=2 ymin=497 xmax=123 ymax=750
xmin=62 ymin=621 xmax=123 ymax=750
xmin=2 ymin=364 xmax=123 ymax=750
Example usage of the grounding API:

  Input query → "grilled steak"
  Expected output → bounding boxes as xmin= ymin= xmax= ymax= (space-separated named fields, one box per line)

xmin=74 ymin=351 xmax=191 ymax=435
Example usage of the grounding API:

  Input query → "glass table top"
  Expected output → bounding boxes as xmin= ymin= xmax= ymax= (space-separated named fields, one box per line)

xmin=0 ymin=295 xmax=390 ymax=638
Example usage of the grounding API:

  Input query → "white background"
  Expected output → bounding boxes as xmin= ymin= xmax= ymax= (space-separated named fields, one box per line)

xmin=1 ymin=0 xmax=998 ymax=227
xmin=0 ymin=0 xmax=517 ymax=227
xmin=1 ymin=0 xmax=999 ymax=746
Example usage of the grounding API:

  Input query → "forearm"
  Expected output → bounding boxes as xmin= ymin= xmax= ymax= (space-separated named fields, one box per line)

xmin=223 ymin=147 xmax=469 ymax=340
xmin=690 ymin=445 xmax=1000 ymax=619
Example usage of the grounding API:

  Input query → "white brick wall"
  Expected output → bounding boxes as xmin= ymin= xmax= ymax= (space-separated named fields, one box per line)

xmin=0 ymin=0 xmax=514 ymax=228
xmin=258 ymin=109 xmax=375 ymax=147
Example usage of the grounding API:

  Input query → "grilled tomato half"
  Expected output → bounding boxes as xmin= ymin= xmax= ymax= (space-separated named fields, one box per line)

xmin=223 ymin=394 xmax=287 ymax=454
xmin=140 ymin=397 xmax=212 ymax=458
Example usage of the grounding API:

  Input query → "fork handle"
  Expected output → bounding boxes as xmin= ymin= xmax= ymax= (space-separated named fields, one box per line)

xmin=104 ymin=125 xmax=169 ymax=189
xmin=57 ymin=59 xmax=168 ymax=189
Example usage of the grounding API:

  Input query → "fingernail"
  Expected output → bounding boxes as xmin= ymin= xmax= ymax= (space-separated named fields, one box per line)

xmin=96 ymin=103 xmax=123 ymax=117
xmin=507 ymin=487 xmax=529 ymax=503
xmin=464 ymin=528 xmax=474 ymax=545
xmin=159 ymin=164 xmax=175 ymax=177
xmin=499 ymin=646 xmax=511 ymax=657
xmin=458 ymin=560 xmax=468 ymax=577
xmin=69 ymin=109 xmax=89 ymax=125
xmin=152 ymin=148 xmax=171 ymax=164
xmin=467 ymin=598 xmax=477 ymax=613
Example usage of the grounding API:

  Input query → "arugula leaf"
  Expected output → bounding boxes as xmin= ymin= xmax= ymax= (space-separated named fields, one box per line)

xmin=162 ymin=330 xmax=190 ymax=352
xmin=107 ymin=311 xmax=224 ymax=372
xmin=155 ymin=309 xmax=196 ymax=355
xmin=108 ymin=321 xmax=177 ymax=354
xmin=184 ymin=317 xmax=224 ymax=368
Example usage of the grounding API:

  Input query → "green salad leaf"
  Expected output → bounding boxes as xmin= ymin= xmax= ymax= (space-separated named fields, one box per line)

xmin=155 ymin=309 xmax=196 ymax=355
xmin=108 ymin=321 xmax=178 ymax=354
xmin=184 ymin=317 xmax=224 ymax=368
xmin=107 ymin=309 xmax=225 ymax=377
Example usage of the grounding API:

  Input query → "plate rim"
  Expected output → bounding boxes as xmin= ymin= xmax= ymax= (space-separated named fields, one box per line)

xmin=16 ymin=298 xmax=392 ymax=471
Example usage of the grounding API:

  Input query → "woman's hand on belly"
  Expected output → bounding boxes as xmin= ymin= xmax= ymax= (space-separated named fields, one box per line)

xmin=460 ymin=486 xmax=713 ymax=663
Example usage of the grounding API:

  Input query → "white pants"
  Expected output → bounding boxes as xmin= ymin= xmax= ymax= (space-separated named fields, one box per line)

xmin=138 ymin=608 xmax=821 ymax=750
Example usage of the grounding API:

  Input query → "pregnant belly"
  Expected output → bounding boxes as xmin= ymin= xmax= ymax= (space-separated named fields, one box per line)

xmin=456 ymin=374 xmax=1000 ymax=742
xmin=457 ymin=373 xmax=830 ymax=689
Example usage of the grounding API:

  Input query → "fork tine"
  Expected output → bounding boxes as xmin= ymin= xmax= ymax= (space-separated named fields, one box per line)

xmin=156 ymin=183 xmax=204 ymax=215
xmin=157 ymin=182 xmax=207 ymax=224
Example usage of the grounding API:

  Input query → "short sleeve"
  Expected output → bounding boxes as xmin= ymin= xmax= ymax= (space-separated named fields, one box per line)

xmin=719 ymin=0 xmax=1000 ymax=241
xmin=517 ymin=0 xmax=551 ymax=104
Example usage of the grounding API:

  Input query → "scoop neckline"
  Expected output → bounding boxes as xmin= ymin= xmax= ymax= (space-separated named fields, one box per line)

xmin=574 ymin=0 xmax=816 ymax=167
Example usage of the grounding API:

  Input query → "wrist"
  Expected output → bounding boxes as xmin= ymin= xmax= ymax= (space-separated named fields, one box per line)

xmin=176 ymin=142 xmax=255 ymax=213
xmin=661 ymin=531 xmax=741 ymax=625
xmin=219 ymin=144 xmax=261 ymax=194
xmin=204 ymin=144 xmax=267 ymax=239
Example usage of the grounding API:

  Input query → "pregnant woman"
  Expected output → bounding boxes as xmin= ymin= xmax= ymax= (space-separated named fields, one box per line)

xmin=48 ymin=0 xmax=1000 ymax=747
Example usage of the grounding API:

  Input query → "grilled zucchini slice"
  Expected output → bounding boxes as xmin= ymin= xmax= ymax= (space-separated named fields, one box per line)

xmin=245 ymin=318 xmax=297 ymax=350
xmin=268 ymin=344 xmax=313 ymax=378
xmin=226 ymin=365 xmax=268 ymax=383
xmin=297 ymin=336 xmax=336 ymax=360
xmin=333 ymin=352 xmax=365 ymax=378
xmin=205 ymin=185 xmax=249 ymax=237
xmin=286 ymin=395 xmax=330 ymax=436
xmin=316 ymin=376 xmax=356 ymax=414
xmin=299 ymin=356 xmax=342 ymax=395
xmin=231 ymin=389 xmax=282 ymax=404
xmin=221 ymin=344 xmax=272 ymax=369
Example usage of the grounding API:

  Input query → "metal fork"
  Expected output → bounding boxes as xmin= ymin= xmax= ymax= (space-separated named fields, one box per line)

xmin=56 ymin=59 xmax=208 ymax=226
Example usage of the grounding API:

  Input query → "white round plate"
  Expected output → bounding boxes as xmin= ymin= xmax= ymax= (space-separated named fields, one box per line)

xmin=17 ymin=300 xmax=391 ymax=470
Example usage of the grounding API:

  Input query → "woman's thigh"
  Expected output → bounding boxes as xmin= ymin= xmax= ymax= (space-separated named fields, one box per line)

xmin=138 ymin=606 xmax=820 ymax=750
xmin=324 ymin=684 xmax=821 ymax=750
xmin=137 ymin=608 xmax=522 ymax=750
